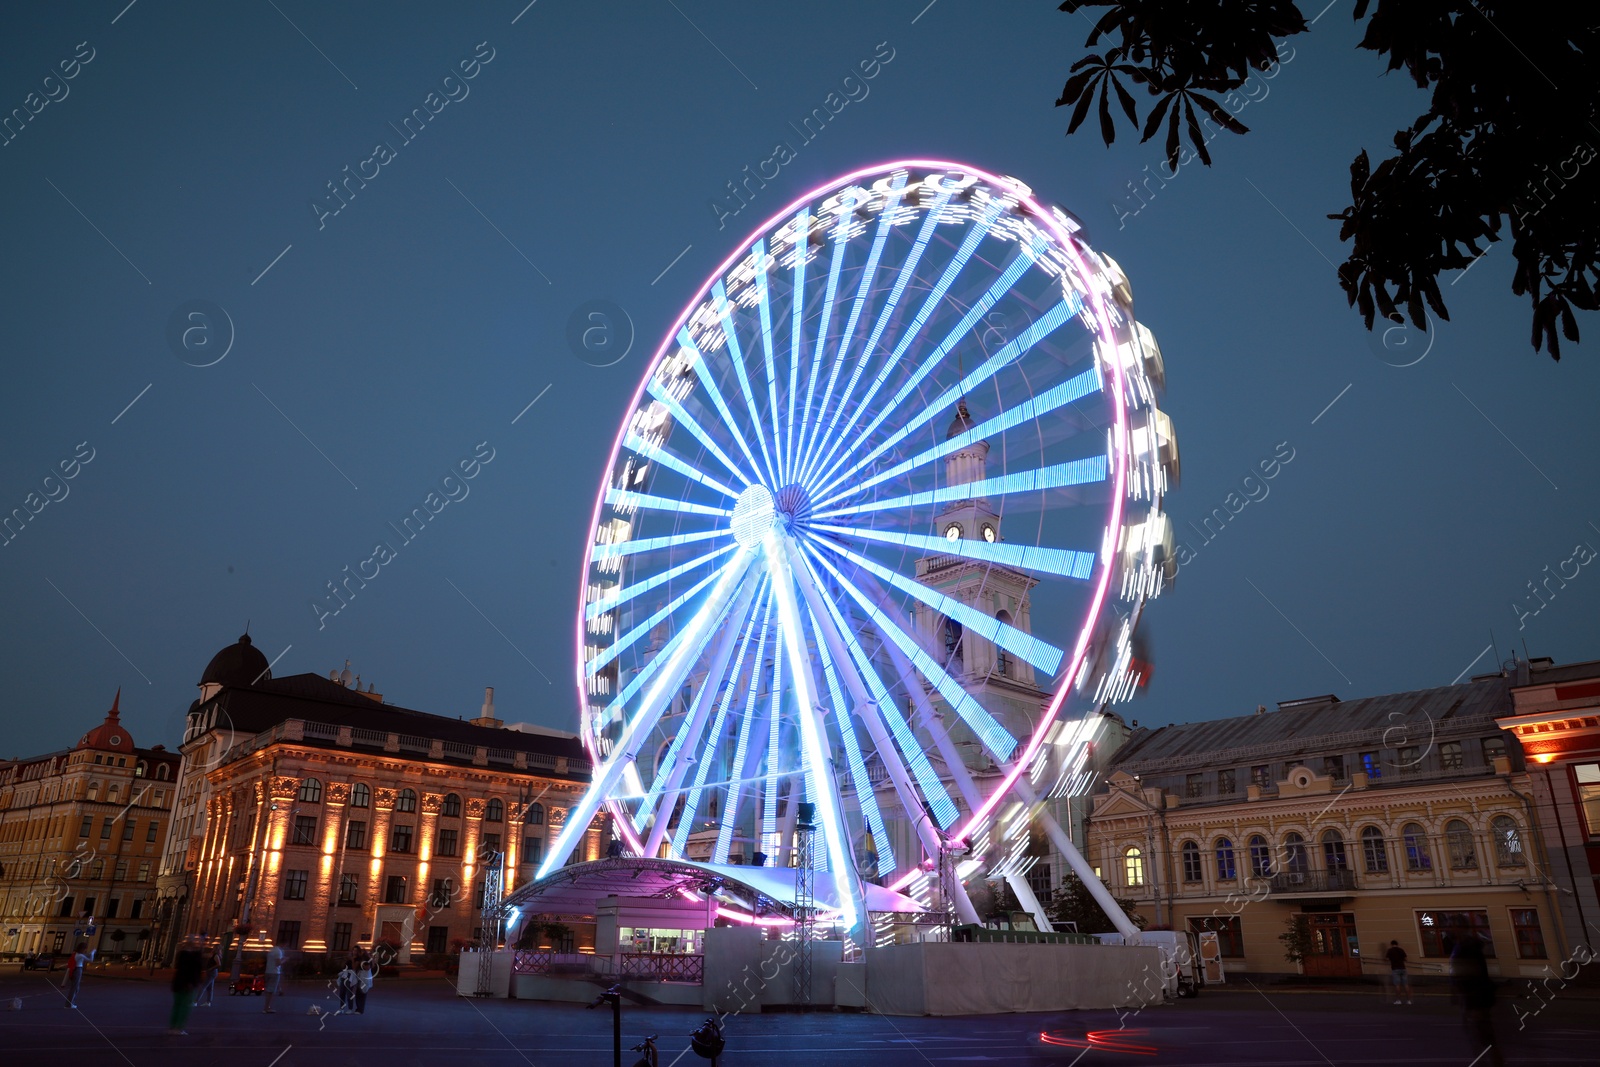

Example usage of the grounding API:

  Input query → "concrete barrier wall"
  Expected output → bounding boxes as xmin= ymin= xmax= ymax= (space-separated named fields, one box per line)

xmin=864 ymin=942 xmax=1167 ymax=1016
xmin=456 ymin=950 xmax=513 ymax=998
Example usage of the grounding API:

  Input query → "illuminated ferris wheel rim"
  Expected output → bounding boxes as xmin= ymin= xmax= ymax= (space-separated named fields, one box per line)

xmin=572 ymin=158 xmax=1135 ymax=859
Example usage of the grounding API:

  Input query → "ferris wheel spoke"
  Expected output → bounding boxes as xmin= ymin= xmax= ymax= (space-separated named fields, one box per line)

xmin=815 ymin=290 xmax=1081 ymax=496
xmin=814 ymin=364 xmax=1103 ymax=510
xmin=810 ymin=523 xmax=1096 ymax=583
xmin=678 ymin=328 xmax=771 ymax=487
xmin=593 ymin=526 xmax=729 ymax=566
xmin=760 ymin=645 xmax=785 ymax=859
xmin=710 ymin=284 xmax=781 ymax=485
xmin=714 ymin=600 xmax=775 ymax=863
xmin=812 ymin=453 xmax=1109 ymax=522
xmin=585 ymin=542 xmax=738 ymax=622
xmin=645 ymin=378 xmax=755 ymax=490
xmin=806 ymin=238 xmax=1037 ymax=490
xmin=792 ymin=212 xmax=853 ymax=484
xmin=623 ymin=430 xmax=742 ymax=501
xmin=752 ymin=240 xmax=786 ymax=490
xmin=783 ymin=210 xmax=809 ymax=485
xmin=805 ymin=543 xmax=1018 ymax=762
xmin=805 ymin=533 xmax=1065 ymax=676
xmin=797 ymin=553 xmax=960 ymax=830
xmin=586 ymin=559 xmax=731 ymax=677
xmin=604 ymin=488 xmax=731 ymax=520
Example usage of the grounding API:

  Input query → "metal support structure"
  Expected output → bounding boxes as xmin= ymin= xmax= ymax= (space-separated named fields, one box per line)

xmin=793 ymin=804 xmax=815 ymax=1009
xmin=476 ymin=849 xmax=505 ymax=996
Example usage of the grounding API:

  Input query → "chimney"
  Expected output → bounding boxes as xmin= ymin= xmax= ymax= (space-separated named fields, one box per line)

xmin=471 ymin=686 xmax=502 ymax=728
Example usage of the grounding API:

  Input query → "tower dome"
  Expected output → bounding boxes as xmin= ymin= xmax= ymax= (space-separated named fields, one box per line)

xmin=199 ymin=633 xmax=271 ymax=688
xmin=77 ymin=689 xmax=135 ymax=752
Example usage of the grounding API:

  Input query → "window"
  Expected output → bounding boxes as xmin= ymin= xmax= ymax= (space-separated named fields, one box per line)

xmin=943 ymin=616 xmax=963 ymax=664
xmin=437 ymin=828 xmax=459 ymax=857
xmin=351 ymin=783 xmax=370 ymax=808
xmin=1123 ymin=847 xmax=1145 ymax=888
xmin=137 ymin=861 xmax=150 ymax=882
xmin=1491 ymin=815 xmax=1525 ymax=867
xmin=1248 ymin=835 xmax=1273 ymax=877
xmin=101 ymin=817 xmax=113 ymax=839
xmin=1217 ymin=769 xmax=1237 ymax=795
xmin=480 ymin=833 xmax=501 ymax=857
xmin=130 ymin=898 xmax=143 ymax=918
xmin=523 ymin=836 xmax=543 ymax=866
xmin=1322 ymin=829 xmax=1348 ymax=871
xmin=146 ymin=821 xmax=159 ymax=842
xmin=1361 ymin=751 xmax=1382 ymax=779
xmin=292 ymin=815 xmax=318 ymax=846
xmin=427 ymin=926 xmax=450 ymax=955
xmin=442 ymin=793 xmax=461 ymax=818
xmin=276 ymin=920 xmax=302 ymax=948
xmin=391 ymin=825 xmax=414 ymax=854
xmin=332 ymin=922 xmax=353 ymax=951
xmin=114 ymin=859 xmax=128 ymax=881
xmin=1398 ymin=746 xmax=1422 ymax=773
xmin=1361 ymin=826 xmax=1389 ymax=873
xmin=284 ymin=869 xmax=308 ymax=900
xmin=1251 ymin=765 xmax=1272 ymax=790
xmin=526 ymin=802 xmax=544 ymax=826
xmin=1185 ymin=773 xmax=1204 ymax=798
xmin=1403 ymin=823 xmax=1433 ymax=870
xmin=396 ymin=788 xmax=417 ymax=813
xmin=1189 ymin=916 xmax=1244 ymax=957
xmin=346 ymin=820 xmax=368 ymax=849
xmin=1181 ymin=841 xmax=1203 ymax=882
xmin=1215 ymin=838 xmax=1236 ymax=880
xmin=338 ymin=874 xmax=359 ymax=905
xmin=1482 ymin=736 xmax=1508 ymax=766
xmin=1283 ymin=832 xmax=1308 ymax=874
xmin=1323 ymin=755 xmax=1346 ymax=780
xmin=298 ymin=778 xmax=323 ymax=803
xmin=1416 ymin=909 xmax=1494 ymax=957
xmin=58 ymin=895 xmax=76 ymax=918
xmin=1026 ymin=862 xmax=1053 ymax=903
xmin=485 ymin=798 xmax=504 ymax=822
xmin=79 ymin=816 xmax=92 ymax=838
xmin=1509 ymin=908 xmax=1547 ymax=959
xmin=429 ymin=877 xmax=455 ymax=908
xmin=385 ymin=875 xmax=408 ymax=903
xmin=1575 ymin=764 xmax=1600 ymax=837
xmin=122 ymin=820 xmax=135 ymax=841
xmin=1440 ymin=742 xmax=1464 ymax=770
xmin=1446 ymin=819 xmax=1478 ymax=869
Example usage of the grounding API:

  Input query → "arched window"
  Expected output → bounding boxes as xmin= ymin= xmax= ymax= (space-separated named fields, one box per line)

xmin=1361 ymin=826 xmax=1389 ymax=873
xmin=1491 ymin=815 xmax=1525 ymax=867
xmin=1248 ymin=835 xmax=1273 ymax=877
xmin=1402 ymin=822 xmax=1432 ymax=870
xmin=995 ymin=610 xmax=1013 ymax=677
xmin=526 ymin=802 xmax=545 ymax=826
xmin=156 ymin=763 xmax=170 ymax=780
xmin=441 ymin=793 xmax=461 ymax=818
xmin=1124 ymin=847 xmax=1145 ymax=888
xmin=485 ymin=798 xmax=504 ymax=822
xmin=396 ymin=788 xmax=417 ymax=813
xmin=1181 ymin=841 xmax=1202 ymax=882
xmin=1446 ymin=819 xmax=1478 ymax=869
xmin=1283 ymin=832 xmax=1308 ymax=874
xmin=1321 ymin=829 xmax=1348 ymax=871
xmin=1215 ymin=838 xmax=1236 ymax=880
xmin=298 ymin=778 xmax=323 ymax=804
xmin=943 ymin=617 xmax=964 ymax=666
xmin=350 ymin=783 xmax=370 ymax=809
xmin=135 ymin=761 xmax=148 ymax=778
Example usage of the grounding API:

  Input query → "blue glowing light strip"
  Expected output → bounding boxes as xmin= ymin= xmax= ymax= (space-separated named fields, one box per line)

xmin=810 ymin=523 xmax=1096 ymax=581
xmin=815 ymin=454 xmax=1109 ymax=522
xmin=806 ymin=533 xmax=1065 ymax=675
xmin=645 ymin=378 xmax=754 ymax=490
xmin=586 ymin=564 xmax=726 ymax=676
xmin=806 ymin=563 xmax=960 ymax=828
xmin=801 ymin=189 xmax=952 ymax=488
xmin=678 ymin=329 xmax=769 ymax=489
xmin=800 ymin=199 xmax=1004 ymax=488
xmin=593 ymin=526 xmax=728 ymax=563
xmin=805 ymin=544 xmax=1017 ymax=761
xmin=809 ymin=230 xmax=1032 ymax=491
xmin=753 ymin=240 xmax=785 ymax=488
xmin=671 ymin=583 xmax=770 ymax=858
xmin=715 ymin=599 xmax=773 ymax=863
xmin=807 ymin=602 xmax=895 ymax=873
xmin=793 ymin=214 xmax=852 ymax=491
xmin=761 ymin=645 xmax=783 ymax=857
xmin=816 ymin=364 xmax=1102 ymax=509
xmin=586 ymin=542 xmax=737 ymax=621
xmin=785 ymin=210 xmax=808 ymax=485
xmin=605 ymin=488 xmax=731 ymax=519
xmin=710 ymin=283 xmax=780 ymax=486
xmin=623 ymin=430 xmax=741 ymax=501
xmin=799 ymin=175 xmax=908 ymax=485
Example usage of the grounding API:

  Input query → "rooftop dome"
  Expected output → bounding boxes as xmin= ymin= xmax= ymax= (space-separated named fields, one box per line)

xmin=946 ymin=399 xmax=977 ymax=440
xmin=200 ymin=633 xmax=271 ymax=688
xmin=77 ymin=689 xmax=134 ymax=752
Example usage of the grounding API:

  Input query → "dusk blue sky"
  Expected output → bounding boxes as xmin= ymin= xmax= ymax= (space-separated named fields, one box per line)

xmin=2 ymin=1 xmax=1596 ymax=760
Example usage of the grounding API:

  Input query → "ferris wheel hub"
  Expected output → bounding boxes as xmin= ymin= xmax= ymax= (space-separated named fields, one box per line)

xmin=730 ymin=484 xmax=778 ymax=549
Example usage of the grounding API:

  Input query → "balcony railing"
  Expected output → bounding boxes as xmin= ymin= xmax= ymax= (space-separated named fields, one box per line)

xmin=1268 ymin=870 xmax=1357 ymax=894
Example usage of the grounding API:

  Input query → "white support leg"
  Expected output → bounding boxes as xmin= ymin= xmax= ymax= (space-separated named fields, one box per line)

xmin=1017 ymin=780 xmax=1139 ymax=938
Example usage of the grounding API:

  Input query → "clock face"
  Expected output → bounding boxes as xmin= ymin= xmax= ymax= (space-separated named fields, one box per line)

xmin=944 ymin=523 xmax=962 ymax=542
xmin=982 ymin=524 xmax=996 ymax=543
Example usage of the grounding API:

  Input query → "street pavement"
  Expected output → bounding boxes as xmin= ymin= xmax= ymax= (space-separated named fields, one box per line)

xmin=2 ymin=968 xmax=1596 ymax=1065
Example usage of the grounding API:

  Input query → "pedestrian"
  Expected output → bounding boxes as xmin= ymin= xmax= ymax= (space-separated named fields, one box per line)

xmin=1386 ymin=940 xmax=1413 ymax=1005
xmin=170 ymin=938 xmax=203 ymax=1035
xmin=1451 ymin=932 xmax=1503 ymax=1067
xmin=196 ymin=942 xmax=221 ymax=1007
xmin=61 ymin=942 xmax=90 ymax=1008
xmin=355 ymin=954 xmax=374 ymax=1014
xmin=335 ymin=961 xmax=358 ymax=1013
xmin=262 ymin=942 xmax=287 ymax=1013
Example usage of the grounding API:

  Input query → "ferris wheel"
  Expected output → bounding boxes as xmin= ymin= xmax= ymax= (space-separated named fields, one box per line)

xmin=541 ymin=161 xmax=1178 ymax=929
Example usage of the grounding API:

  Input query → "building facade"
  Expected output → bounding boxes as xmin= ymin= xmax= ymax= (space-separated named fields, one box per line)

xmin=0 ymin=693 xmax=178 ymax=959
xmin=155 ymin=636 xmax=599 ymax=963
xmin=1085 ymin=675 xmax=1566 ymax=979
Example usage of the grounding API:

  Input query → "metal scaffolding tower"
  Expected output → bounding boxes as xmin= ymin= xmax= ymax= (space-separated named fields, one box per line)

xmin=475 ymin=848 xmax=504 ymax=997
xmin=793 ymin=802 xmax=815 ymax=1009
